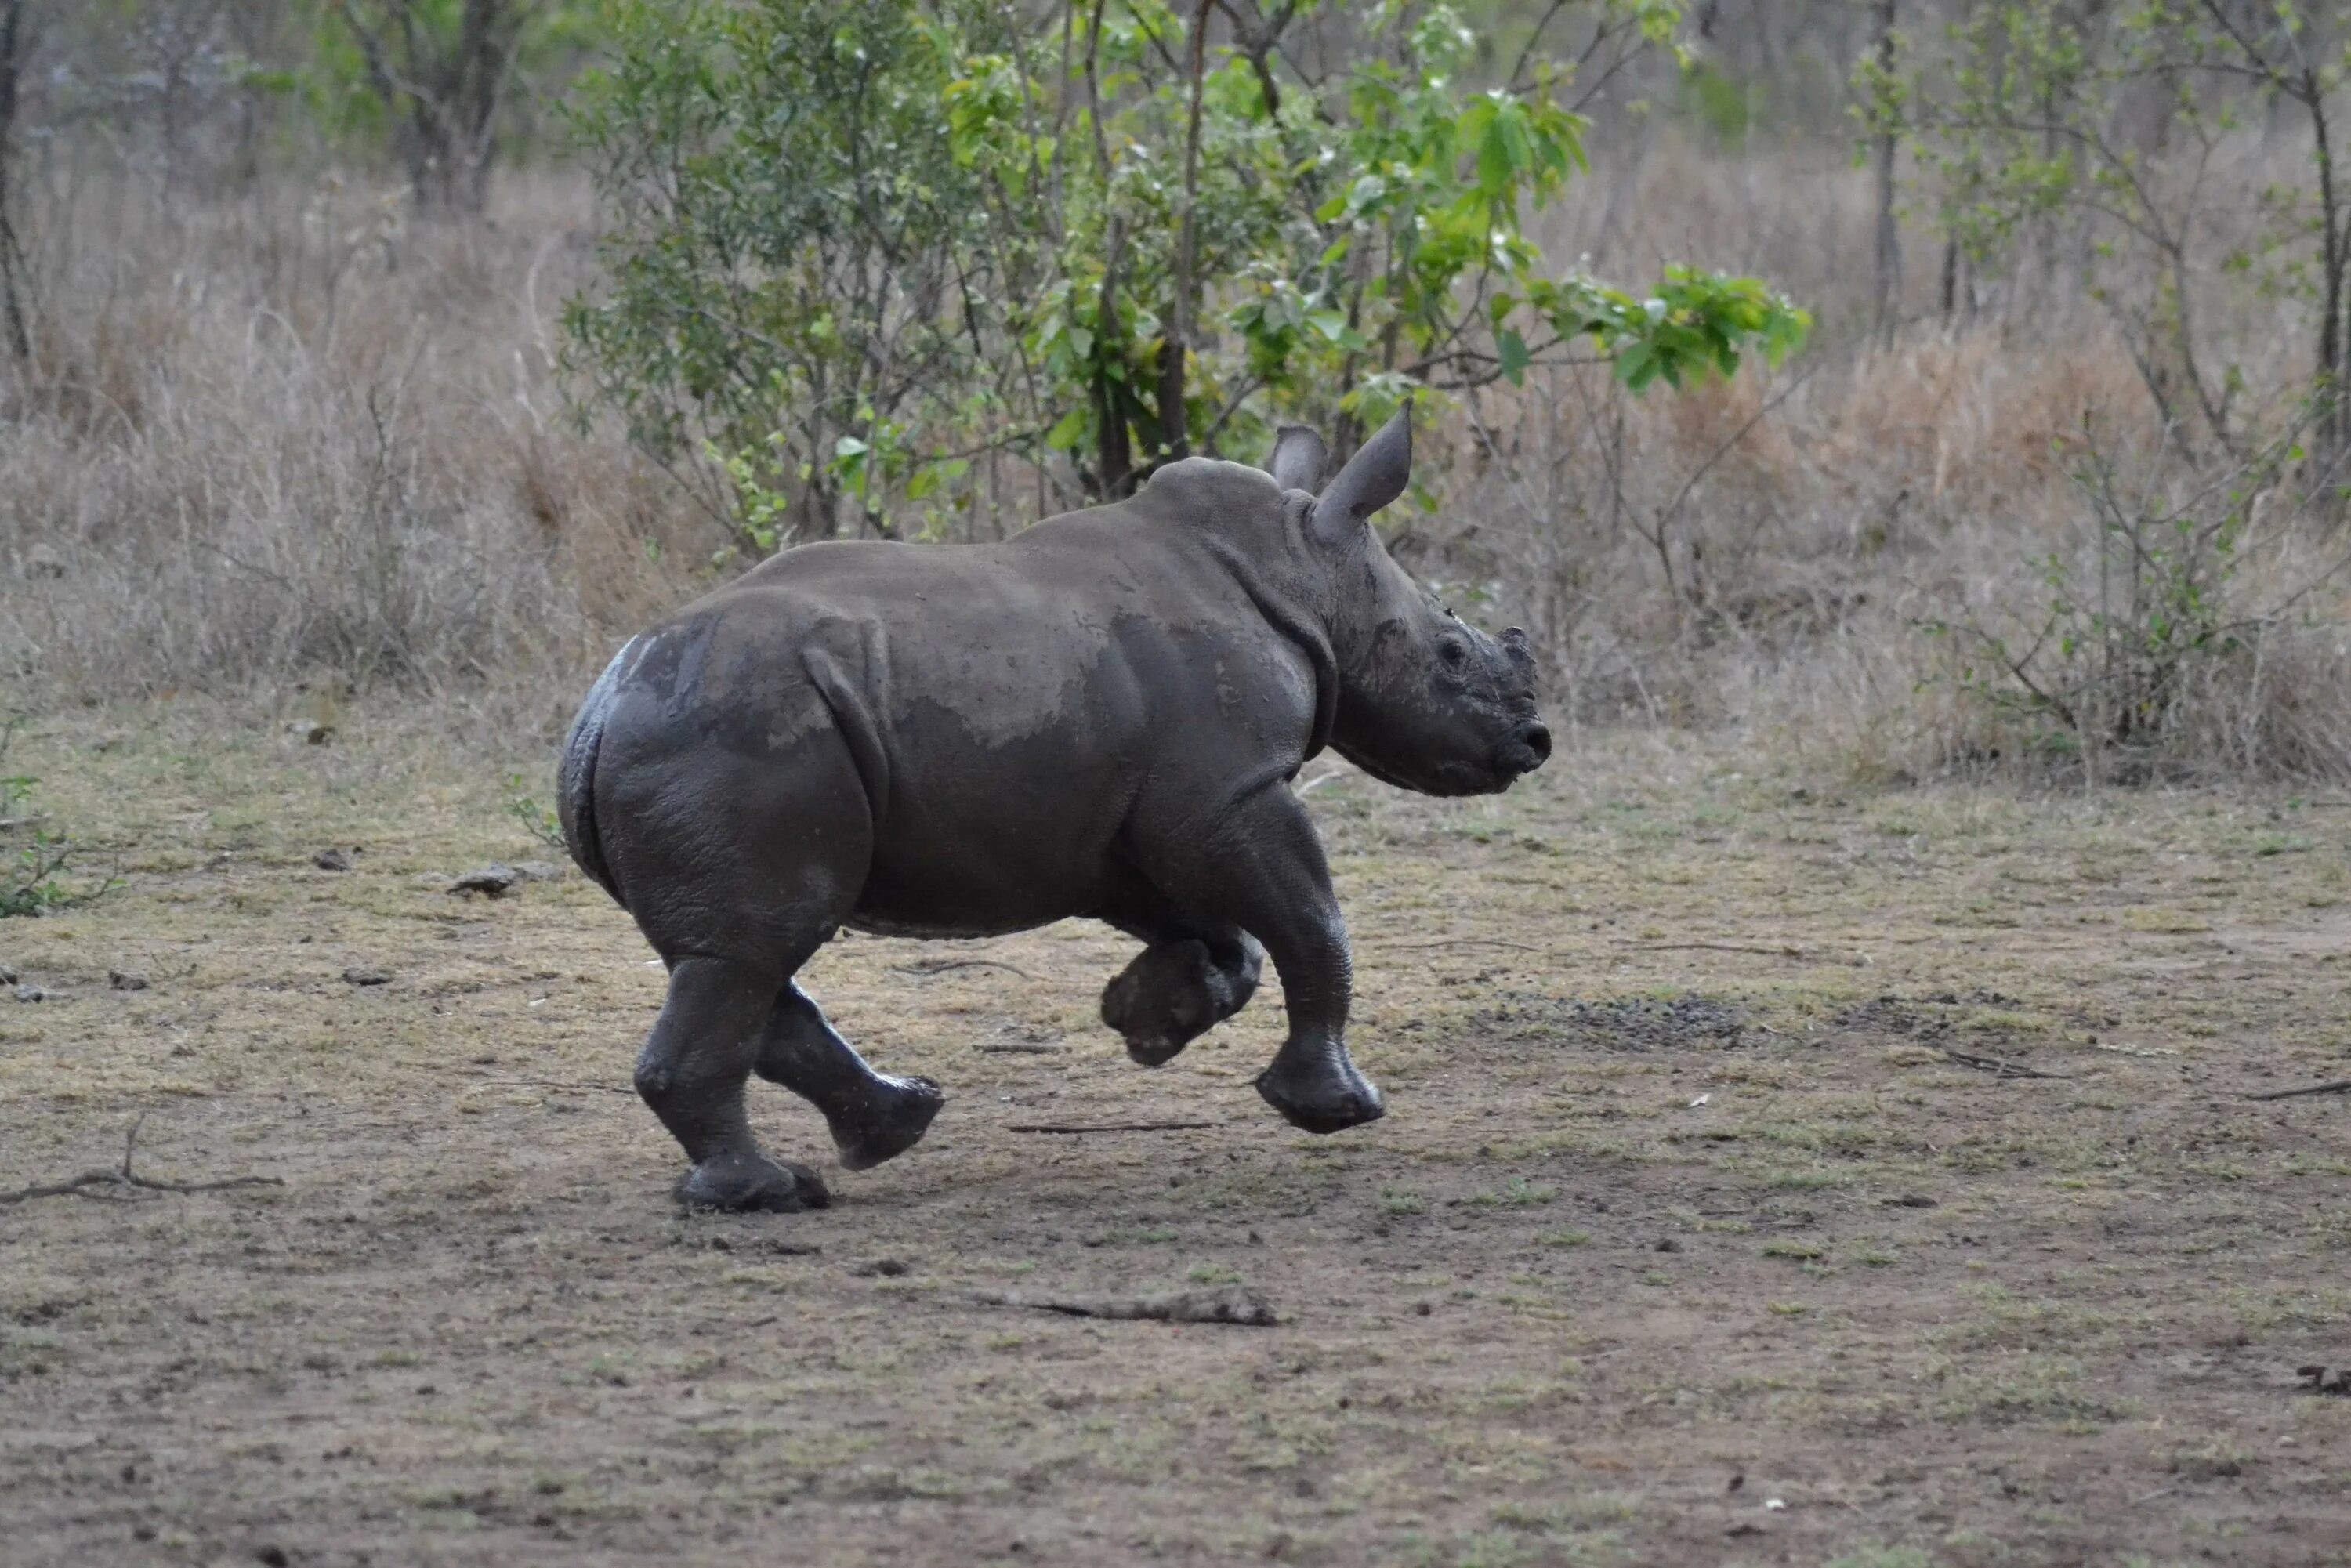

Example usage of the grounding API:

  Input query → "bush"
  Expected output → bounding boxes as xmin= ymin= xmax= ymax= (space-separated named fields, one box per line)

xmin=560 ymin=0 xmax=1805 ymax=551
xmin=1929 ymin=417 xmax=2351 ymax=780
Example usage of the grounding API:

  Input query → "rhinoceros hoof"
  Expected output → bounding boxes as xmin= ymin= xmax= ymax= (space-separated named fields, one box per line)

xmin=1103 ymin=940 xmax=1223 ymax=1066
xmin=676 ymin=1151 xmax=832 ymax=1213
xmin=830 ymin=1075 xmax=946 ymax=1172
xmin=1255 ymin=1062 xmax=1388 ymax=1135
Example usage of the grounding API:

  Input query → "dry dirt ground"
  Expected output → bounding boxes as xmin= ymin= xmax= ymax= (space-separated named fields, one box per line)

xmin=2 ymin=703 xmax=2349 ymax=1568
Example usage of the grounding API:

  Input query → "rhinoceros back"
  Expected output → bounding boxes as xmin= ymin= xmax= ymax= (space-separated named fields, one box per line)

xmin=558 ymin=639 xmax=632 ymax=906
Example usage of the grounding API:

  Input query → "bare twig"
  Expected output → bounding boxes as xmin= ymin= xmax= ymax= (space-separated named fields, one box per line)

xmin=2246 ymin=1078 xmax=2351 ymax=1102
xmin=0 ymin=1115 xmax=284 ymax=1206
xmin=976 ymin=1041 xmax=1064 ymax=1055
xmin=465 ymin=1076 xmax=636 ymax=1096
xmin=1938 ymin=1049 xmax=2070 ymax=1081
xmin=892 ymin=958 xmax=1040 ymax=981
xmin=1628 ymin=941 xmax=1869 ymax=966
xmin=1006 ymin=1119 xmax=1215 ymax=1135
xmin=1371 ymin=937 xmax=1549 ymax=954
xmin=969 ymin=1283 xmax=1276 ymax=1325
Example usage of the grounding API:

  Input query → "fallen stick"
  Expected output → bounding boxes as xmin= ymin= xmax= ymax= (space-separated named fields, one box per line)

xmin=893 ymin=958 xmax=1039 ymax=981
xmin=1939 ymin=1048 xmax=2069 ymax=1081
xmin=969 ymin=1284 xmax=1277 ymax=1326
xmin=975 ymin=1041 xmax=1064 ymax=1054
xmin=1007 ymin=1119 xmax=1215 ymax=1135
xmin=0 ymin=1116 xmax=284 ymax=1206
xmin=1629 ymin=941 xmax=1869 ymax=966
xmin=2246 ymin=1078 xmax=2351 ymax=1102
xmin=466 ymin=1076 xmax=636 ymax=1096
xmin=1371 ymin=937 xmax=1550 ymax=954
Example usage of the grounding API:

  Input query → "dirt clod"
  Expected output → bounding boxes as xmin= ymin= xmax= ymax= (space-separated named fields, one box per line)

xmin=107 ymin=969 xmax=147 ymax=991
xmin=448 ymin=864 xmax=522 ymax=897
xmin=313 ymin=848 xmax=353 ymax=871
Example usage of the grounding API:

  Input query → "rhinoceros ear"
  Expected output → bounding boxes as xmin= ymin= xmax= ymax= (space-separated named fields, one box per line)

xmin=1309 ymin=408 xmax=1411 ymax=545
xmin=1268 ymin=425 xmax=1328 ymax=493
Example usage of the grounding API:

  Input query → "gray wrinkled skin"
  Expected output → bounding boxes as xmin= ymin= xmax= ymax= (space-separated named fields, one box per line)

xmin=558 ymin=412 xmax=1548 ymax=1212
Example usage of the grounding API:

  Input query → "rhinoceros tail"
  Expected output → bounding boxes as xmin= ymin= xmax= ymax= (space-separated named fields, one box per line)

xmin=558 ymin=642 xmax=630 ymax=908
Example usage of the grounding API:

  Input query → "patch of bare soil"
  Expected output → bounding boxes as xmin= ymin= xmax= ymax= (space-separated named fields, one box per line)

xmin=2 ymin=708 xmax=2348 ymax=1566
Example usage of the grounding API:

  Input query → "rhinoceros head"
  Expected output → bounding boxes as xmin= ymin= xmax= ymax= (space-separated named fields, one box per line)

xmin=1271 ymin=411 xmax=1550 ymax=797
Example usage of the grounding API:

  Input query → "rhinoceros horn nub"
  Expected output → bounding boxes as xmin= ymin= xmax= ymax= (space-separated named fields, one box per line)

xmin=1310 ymin=408 xmax=1411 ymax=545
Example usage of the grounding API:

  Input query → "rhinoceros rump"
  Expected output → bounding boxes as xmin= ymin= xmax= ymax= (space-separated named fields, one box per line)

xmin=559 ymin=411 xmax=1549 ymax=1212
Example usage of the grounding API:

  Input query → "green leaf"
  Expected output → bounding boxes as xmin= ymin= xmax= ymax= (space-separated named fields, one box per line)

xmin=1497 ymin=328 xmax=1530 ymax=386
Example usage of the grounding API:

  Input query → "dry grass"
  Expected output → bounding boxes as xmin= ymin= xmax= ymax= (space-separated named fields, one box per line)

xmin=0 ymin=174 xmax=705 ymax=741
xmin=4 ymin=139 xmax=2350 ymax=782
xmin=1420 ymin=133 xmax=2351 ymax=783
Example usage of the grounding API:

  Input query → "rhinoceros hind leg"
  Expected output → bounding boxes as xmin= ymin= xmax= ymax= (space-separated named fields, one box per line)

xmin=639 ymin=956 xmax=833 ymax=1212
xmin=755 ymin=983 xmax=945 ymax=1171
xmin=1100 ymin=932 xmax=1263 ymax=1066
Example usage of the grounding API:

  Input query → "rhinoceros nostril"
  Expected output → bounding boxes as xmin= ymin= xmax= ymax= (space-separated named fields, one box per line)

xmin=1520 ymin=722 xmax=1551 ymax=763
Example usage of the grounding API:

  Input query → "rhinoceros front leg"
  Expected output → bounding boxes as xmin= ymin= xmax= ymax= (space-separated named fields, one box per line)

xmin=1099 ymin=907 xmax=1265 ymax=1066
xmin=1144 ymin=784 xmax=1385 ymax=1134
xmin=638 ymin=957 xmax=831 ymax=1213
xmin=754 ymin=983 xmax=944 ymax=1171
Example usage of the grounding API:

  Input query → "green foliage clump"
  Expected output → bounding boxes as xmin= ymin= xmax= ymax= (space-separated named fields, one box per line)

xmin=505 ymin=772 xmax=566 ymax=851
xmin=0 ymin=720 xmax=112 ymax=919
xmin=563 ymin=0 xmax=1807 ymax=554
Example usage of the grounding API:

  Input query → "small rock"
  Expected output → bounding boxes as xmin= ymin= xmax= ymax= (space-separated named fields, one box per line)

xmin=24 ymin=542 xmax=66 ymax=578
xmin=288 ymin=719 xmax=334 ymax=745
xmin=254 ymin=1547 xmax=289 ymax=1568
xmin=341 ymin=968 xmax=392 ymax=987
xmin=13 ymin=984 xmax=44 ymax=1003
xmin=448 ymin=864 xmax=521 ymax=898
xmin=107 ymin=969 xmax=149 ymax=991
xmin=513 ymin=860 xmax=567 ymax=882
xmin=853 ymin=1258 xmax=910 ymax=1278
xmin=0 ymin=963 xmax=14 ymax=985
xmin=314 ymin=848 xmax=353 ymax=872
xmin=1655 ymin=1237 xmax=1683 ymax=1253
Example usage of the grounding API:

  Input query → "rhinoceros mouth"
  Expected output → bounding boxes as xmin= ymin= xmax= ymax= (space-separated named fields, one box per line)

xmin=1333 ymin=743 xmax=1514 ymax=798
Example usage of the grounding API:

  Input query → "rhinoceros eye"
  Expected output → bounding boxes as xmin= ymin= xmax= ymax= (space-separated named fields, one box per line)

xmin=1440 ymin=638 xmax=1468 ymax=668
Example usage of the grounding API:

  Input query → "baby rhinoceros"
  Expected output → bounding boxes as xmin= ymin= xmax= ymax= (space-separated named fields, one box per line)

xmin=558 ymin=411 xmax=1549 ymax=1212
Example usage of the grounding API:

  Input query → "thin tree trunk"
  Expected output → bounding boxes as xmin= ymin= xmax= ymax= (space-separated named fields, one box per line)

xmin=1094 ymin=220 xmax=1132 ymax=498
xmin=1871 ymin=0 xmax=1902 ymax=350
xmin=1158 ymin=0 xmax=1211 ymax=465
xmin=0 ymin=0 xmax=28 ymax=364
xmin=2308 ymin=72 xmax=2348 ymax=461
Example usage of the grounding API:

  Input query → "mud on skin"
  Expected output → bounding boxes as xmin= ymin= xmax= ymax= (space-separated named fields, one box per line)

xmin=557 ymin=411 xmax=1549 ymax=1211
